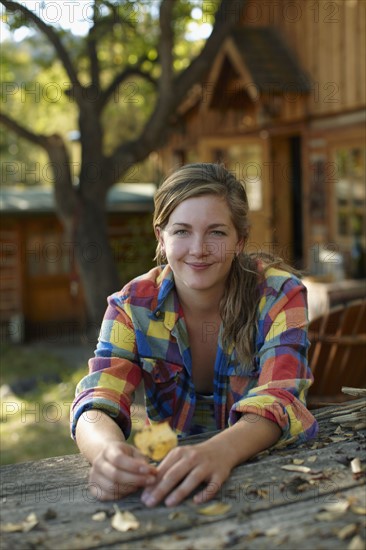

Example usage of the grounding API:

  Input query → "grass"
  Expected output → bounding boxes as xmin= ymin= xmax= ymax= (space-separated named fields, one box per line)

xmin=0 ymin=344 xmax=84 ymax=465
xmin=0 ymin=343 xmax=146 ymax=466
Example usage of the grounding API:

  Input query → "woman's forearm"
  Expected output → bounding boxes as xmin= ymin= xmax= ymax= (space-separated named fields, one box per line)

xmin=75 ymin=410 xmax=126 ymax=464
xmin=203 ymin=414 xmax=282 ymax=469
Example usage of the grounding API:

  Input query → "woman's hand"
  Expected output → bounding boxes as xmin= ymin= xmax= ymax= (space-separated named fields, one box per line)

xmin=140 ymin=439 xmax=235 ymax=508
xmin=89 ymin=441 xmax=158 ymax=501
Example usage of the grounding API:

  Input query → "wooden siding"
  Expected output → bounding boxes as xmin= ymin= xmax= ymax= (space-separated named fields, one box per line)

xmin=0 ymin=211 xmax=156 ymax=339
xmin=243 ymin=0 xmax=365 ymax=115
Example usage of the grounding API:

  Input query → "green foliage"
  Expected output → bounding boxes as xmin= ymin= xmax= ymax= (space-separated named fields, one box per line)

xmin=1 ymin=0 xmax=211 ymax=184
xmin=0 ymin=343 xmax=146 ymax=465
xmin=0 ymin=344 xmax=81 ymax=464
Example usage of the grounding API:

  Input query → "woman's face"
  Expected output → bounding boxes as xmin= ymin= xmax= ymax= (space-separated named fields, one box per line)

xmin=156 ymin=195 xmax=243 ymax=296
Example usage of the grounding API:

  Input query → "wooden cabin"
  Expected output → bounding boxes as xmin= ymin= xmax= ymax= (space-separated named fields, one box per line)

xmin=159 ymin=0 xmax=366 ymax=279
xmin=0 ymin=184 xmax=156 ymax=342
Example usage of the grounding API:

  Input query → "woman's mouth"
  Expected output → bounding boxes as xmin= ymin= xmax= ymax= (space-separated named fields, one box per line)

xmin=186 ymin=262 xmax=212 ymax=270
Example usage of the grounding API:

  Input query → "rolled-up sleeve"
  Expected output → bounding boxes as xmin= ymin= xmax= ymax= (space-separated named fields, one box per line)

xmin=229 ymin=276 xmax=318 ymax=446
xmin=70 ymin=294 xmax=142 ymax=440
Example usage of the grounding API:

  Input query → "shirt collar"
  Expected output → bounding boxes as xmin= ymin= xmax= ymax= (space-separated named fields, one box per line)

xmin=151 ymin=265 xmax=181 ymax=330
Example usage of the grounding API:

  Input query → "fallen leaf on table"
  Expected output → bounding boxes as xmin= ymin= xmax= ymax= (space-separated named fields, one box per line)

xmin=351 ymin=458 xmax=363 ymax=479
xmin=347 ymin=535 xmax=365 ymax=550
xmin=197 ymin=502 xmax=232 ymax=516
xmin=168 ymin=511 xmax=188 ymax=520
xmin=293 ymin=458 xmax=305 ymax=465
xmin=111 ymin=506 xmax=140 ymax=532
xmin=337 ymin=524 xmax=358 ymax=540
xmin=92 ymin=511 xmax=107 ymax=521
xmin=1 ymin=512 xmax=38 ymax=533
xmin=266 ymin=526 xmax=280 ymax=536
xmin=315 ymin=499 xmax=350 ymax=521
xmin=351 ymin=505 xmax=366 ymax=515
xmin=281 ymin=464 xmax=312 ymax=473
xmin=323 ymin=500 xmax=350 ymax=513
xmin=134 ymin=422 xmax=177 ymax=461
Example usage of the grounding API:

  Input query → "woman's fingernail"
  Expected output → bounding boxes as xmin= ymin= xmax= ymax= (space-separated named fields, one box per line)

xmin=139 ymin=465 xmax=150 ymax=474
xmin=142 ymin=494 xmax=156 ymax=507
xmin=146 ymin=476 xmax=156 ymax=485
xmin=165 ymin=495 xmax=176 ymax=506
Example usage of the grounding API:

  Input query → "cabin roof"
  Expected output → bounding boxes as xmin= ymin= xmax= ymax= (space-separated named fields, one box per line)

xmin=178 ymin=26 xmax=311 ymax=114
xmin=230 ymin=27 xmax=311 ymax=93
xmin=0 ymin=183 xmax=156 ymax=214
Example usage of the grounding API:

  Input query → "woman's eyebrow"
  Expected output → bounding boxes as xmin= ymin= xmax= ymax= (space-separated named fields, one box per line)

xmin=171 ymin=223 xmax=229 ymax=228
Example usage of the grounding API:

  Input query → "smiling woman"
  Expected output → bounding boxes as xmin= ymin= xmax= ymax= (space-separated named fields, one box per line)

xmin=156 ymin=195 xmax=242 ymax=297
xmin=71 ymin=163 xmax=318 ymax=508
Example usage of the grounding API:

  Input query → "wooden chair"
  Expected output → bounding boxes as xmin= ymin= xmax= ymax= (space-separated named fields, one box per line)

xmin=307 ymin=298 xmax=366 ymax=405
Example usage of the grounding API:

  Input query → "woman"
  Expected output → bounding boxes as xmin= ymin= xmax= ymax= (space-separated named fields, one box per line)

xmin=71 ymin=163 xmax=317 ymax=507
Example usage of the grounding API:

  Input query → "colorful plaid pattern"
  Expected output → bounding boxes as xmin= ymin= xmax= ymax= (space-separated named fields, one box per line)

xmin=71 ymin=264 xmax=318 ymax=446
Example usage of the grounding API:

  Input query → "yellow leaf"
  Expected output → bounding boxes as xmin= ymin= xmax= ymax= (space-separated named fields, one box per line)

xmin=351 ymin=505 xmax=366 ymax=515
xmin=293 ymin=458 xmax=304 ymax=465
xmin=134 ymin=422 xmax=177 ymax=461
xmin=111 ymin=507 xmax=139 ymax=532
xmin=92 ymin=511 xmax=107 ymax=521
xmin=337 ymin=524 xmax=358 ymax=540
xmin=281 ymin=464 xmax=312 ymax=473
xmin=197 ymin=502 xmax=232 ymax=516
xmin=0 ymin=513 xmax=38 ymax=533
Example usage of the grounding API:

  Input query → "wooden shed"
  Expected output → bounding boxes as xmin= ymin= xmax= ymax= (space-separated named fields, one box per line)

xmin=0 ymin=184 xmax=156 ymax=342
xmin=159 ymin=0 xmax=366 ymax=279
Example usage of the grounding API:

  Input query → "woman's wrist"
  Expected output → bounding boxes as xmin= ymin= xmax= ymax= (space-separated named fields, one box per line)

xmin=202 ymin=414 xmax=282 ymax=470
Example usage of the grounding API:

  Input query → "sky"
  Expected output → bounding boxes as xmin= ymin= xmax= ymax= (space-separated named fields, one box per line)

xmin=0 ymin=0 xmax=212 ymax=42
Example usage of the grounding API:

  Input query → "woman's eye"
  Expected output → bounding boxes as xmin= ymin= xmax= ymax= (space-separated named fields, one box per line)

xmin=211 ymin=230 xmax=226 ymax=236
xmin=174 ymin=229 xmax=188 ymax=235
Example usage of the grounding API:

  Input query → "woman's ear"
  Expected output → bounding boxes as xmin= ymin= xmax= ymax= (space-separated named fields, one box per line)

xmin=155 ymin=227 xmax=165 ymax=249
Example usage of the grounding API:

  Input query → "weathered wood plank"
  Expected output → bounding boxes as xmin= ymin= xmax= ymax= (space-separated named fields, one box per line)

xmin=1 ymin=401 xmax=365 ymax=549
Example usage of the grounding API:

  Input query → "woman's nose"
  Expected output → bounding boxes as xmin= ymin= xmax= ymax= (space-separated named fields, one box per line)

xmin=189 ymin=235 xmax=206 ymax=256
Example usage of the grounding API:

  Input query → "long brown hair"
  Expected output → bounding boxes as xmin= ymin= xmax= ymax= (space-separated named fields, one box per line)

xmin=153 ymin=163 xmax=290 ymax=364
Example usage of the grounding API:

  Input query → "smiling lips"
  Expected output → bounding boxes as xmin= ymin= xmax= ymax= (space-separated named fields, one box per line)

xmin=185 ymin=262 xmax=213 ymax=270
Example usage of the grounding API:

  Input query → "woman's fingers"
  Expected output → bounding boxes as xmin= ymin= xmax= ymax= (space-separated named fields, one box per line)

xmin=141 ymin=447 xmax=207 ymax=507
xmin=89 ymin=442 xmax=158 ymax=501
xmin=106 ymin=445 xmax=157 ymax=476
xmin=140 ymin=443 xmax=230 ymax=508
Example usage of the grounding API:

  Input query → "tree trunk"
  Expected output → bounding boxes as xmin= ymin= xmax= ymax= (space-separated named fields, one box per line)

xmin=74 ymin=195 xmax=121 ymax=329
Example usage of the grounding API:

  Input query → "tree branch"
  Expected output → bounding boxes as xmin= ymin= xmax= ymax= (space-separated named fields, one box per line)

xmin=158 ymin=0 xmax=176 ymax=94
xmin=175 ymin=0 xmax=247 ymax=98
xmin=87 ymin=4 xmax=101 ymax=89
xmin=0 ymin=112 xmax=49 ymax=149
xmin=107 ymin=0 xmax=247 ymax=182
xmin=99 ymin=63 xmax=157 ymax=110
xmin=0 ymin=0 xmax=81 ymax=91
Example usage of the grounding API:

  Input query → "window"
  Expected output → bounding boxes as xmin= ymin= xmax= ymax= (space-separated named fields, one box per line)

xmin=335 ymin=147 xmax=365 ymax=241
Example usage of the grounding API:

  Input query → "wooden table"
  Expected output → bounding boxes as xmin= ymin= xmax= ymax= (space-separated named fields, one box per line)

xmin=1 ymin=400 xmax=365 ymax=550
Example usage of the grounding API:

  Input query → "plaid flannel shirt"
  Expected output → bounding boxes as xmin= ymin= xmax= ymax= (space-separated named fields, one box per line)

xmin=71 ymin=264 xmax=318 ymax=445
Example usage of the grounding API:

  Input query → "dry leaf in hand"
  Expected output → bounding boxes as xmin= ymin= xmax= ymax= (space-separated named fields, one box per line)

xmin=197 ymin=502 xmax=232 ymax=516
xmin=111 ymin=506 xmax=140 ymax=532
xmin=134 ymin=421 xmax=177 ymax=461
